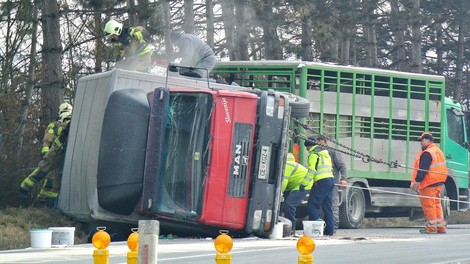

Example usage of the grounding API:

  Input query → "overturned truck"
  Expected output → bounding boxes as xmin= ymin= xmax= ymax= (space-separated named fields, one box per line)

xmin=58 ymin=68 xmax=309 ymax=237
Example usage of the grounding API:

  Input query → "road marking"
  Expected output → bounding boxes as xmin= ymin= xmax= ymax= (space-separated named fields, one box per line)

xmin=158 ymin=246 xmax=292 ymax=261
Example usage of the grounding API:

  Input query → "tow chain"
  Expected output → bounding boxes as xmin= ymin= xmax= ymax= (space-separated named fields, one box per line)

xmin=292 ymin=118 xmax=402 ymax=169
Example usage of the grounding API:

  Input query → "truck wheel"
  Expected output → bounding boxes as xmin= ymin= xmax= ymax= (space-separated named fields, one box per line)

xmin=339 ymin=187 xmax=365 ymax=229
xmin=282 ymin=92 xmax=310 ymax=118
xmin=278 ymin=216 xmax=292 ymax=237
xmin=441 ymin=185 xmax=450 ymax=220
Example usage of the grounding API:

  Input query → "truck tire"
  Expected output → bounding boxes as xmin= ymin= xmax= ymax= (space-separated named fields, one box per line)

xmin=282 ymin=92 xmax=310 ymax=118
xmin=339 ymin=187 xmax=365 ymax=229
xmin=441 ymin=185 xmax=450 ymax=220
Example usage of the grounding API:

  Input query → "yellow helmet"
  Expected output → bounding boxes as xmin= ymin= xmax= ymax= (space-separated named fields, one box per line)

xmin=104 ymin=19 xmax=123 ymax=39
xmin=58 ymin=102 xmax=73 ymax=114
xmin=58 ymin=111 xmax=72 ymax=124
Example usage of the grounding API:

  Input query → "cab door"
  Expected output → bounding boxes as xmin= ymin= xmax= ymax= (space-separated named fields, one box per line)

xmin=443 ymin=107 xmax=469 ymax=188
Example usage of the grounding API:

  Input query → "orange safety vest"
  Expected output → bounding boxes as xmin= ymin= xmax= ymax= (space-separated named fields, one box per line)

xmin=411 ymin=143 xmax=448 ymax=189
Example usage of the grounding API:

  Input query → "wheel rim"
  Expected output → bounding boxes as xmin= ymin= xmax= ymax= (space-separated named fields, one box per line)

xmin=348 ymin=191 xmax=362 ymax=221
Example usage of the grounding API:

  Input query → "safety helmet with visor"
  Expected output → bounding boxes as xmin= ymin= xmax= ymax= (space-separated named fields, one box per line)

xmin=104 ymin=20 xmax=123 ymax=42
xmin=58 ymin=102 xmax=73 ymax=115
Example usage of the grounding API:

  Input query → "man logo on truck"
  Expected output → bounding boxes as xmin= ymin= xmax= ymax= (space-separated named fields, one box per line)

xmin=234 ymin=144 xmax=248 ymax=177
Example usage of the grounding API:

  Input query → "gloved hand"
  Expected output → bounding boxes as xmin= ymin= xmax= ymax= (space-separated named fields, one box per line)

xmin=299 ymin=185 xmax=306 ymax=192
xmin=18 ymin=188 xmax=30 ymax=202
xmin=280 ymin=194 xmax=284 ymax=203
xmin=410 ymin=182 xmax=419 ymax=192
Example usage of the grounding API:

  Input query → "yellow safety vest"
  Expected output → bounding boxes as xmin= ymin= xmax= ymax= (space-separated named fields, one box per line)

xmin=304 ymin=145 xmax=334 ymax=185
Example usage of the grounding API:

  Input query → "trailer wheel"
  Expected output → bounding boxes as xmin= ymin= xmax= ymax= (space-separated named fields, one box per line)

xmin=281 ymin=93 xmax=310 ymax=118
xmin=339 ymin=187 xmax=365 ymax=229
xmin=441 ymin=185 xmax=450 ymax=220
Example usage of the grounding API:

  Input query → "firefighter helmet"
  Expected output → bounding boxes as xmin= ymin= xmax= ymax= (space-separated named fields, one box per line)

xmin=58 ymin=102 xmax=73 ymax=114
xmin=104 ymin=19 xmax=123 ymax=38
xmin=58 ymin=111 xmax=72 ymax=124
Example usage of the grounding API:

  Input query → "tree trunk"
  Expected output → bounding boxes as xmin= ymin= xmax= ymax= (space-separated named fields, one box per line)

xmin=435 ymin=18 xmax=444 ymax=75
xmin=206 ymin=0 xmax=214 ymax=49
xmin=454 ymin=9 xmax=467 ymax=100
xmin=126 ymin=0 xmax=136 ymax=25
xmin=363 ymin=0 xmax=377 ymax=67
xmin=409 ymin=0 xmax=422 ymax=73
xmin=183 ymin=0 xmax=195 ymax=33
xmin=300 ymin=3 xmax=313 ymax=61
xmin=258 ymin=0 xmax=282 ymax=59
xmin=14 ymin=0 xmax=39 ymax=159
xmin=40 ymin=0 xmax=63 ymax=121
xmin=234 ymin=0 xmax=249 ymax=60
xmin=390 ymin=0 xmax=407 ymax=71
xmin=136 ymin=0 xmax=150 ymax=26
xmin=94 ymin=13 xmax=103 ymax=73
xmin=162 ymin=0 xmax=174 ymax=57
xmin=220 ymin=0 xmax=236 ymax=60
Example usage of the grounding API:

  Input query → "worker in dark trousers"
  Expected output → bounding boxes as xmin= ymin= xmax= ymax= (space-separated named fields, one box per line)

xmin=316 ymin=135 xmax=347 ymax=232
xmin=282 ymin=153 xmax=310 ymax=235
xmin=304 ymin=136 xmax=335 ymax=236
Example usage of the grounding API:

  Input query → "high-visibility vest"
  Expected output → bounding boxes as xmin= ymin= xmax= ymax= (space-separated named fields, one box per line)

xmin=304 ymin=145 xmax=334 ymax=186
xmin=283 ymin=155 xmax=309 ymax=192
xmin=412 ymin=143 xmax=448 ymax=189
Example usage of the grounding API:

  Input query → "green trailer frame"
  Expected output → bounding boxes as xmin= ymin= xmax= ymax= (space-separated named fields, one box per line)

xmin=212 ymin=61 xmax=470 ymax=226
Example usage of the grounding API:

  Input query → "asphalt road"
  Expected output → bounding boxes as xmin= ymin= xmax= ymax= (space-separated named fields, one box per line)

xmin=2 ymin=225 xmax=470 ymax=264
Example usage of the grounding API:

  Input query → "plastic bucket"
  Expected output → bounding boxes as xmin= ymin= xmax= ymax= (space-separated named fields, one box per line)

xmin=49 ymin=227 xmax=75 ymax=246
xmin=303 ymin=220 xmax=325 ymax=237
xmin=30 ymin=229 xmax=53 ymax=248
xmin=269 ymin=222 xmax=284 ymax=239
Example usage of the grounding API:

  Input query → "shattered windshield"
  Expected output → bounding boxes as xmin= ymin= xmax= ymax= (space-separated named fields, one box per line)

xmin=160 ymin=92 xmax=213 ymax=218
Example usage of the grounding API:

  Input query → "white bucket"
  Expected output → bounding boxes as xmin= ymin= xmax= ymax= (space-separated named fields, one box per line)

xmin=303 ymin=220 xmax=325 ymax=237
xmin=269 ymin=222 xmax=284 ymax=239
xmin=30 ymin=229 xmax=53 ymax=248
xmin=49 ymin=227 xmax=75 ymax=246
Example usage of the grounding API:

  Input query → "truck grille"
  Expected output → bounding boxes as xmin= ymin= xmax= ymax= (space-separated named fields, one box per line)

xmin=228 ymin=123 xmax=253 ymax=197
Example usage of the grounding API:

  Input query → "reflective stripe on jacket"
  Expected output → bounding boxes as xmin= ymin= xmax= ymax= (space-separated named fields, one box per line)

xmin=283 ymin=155 xmax=309 ymax=192
xmin=412 ymin=143 xmax=448 ymax=189
xmin=304 ymin=145 xmax=334 ymax=185
xmin=41 ymin=121 xmax=58 ymax=155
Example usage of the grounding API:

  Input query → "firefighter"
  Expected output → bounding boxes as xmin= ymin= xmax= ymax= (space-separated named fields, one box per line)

xmin=169 ymin=31 xmax=216 ymax=78
xmin=304 ymin=136 xmax=335 ymax=236
xmin=411 ymin=132 xmax=448 ymax=234
xmin=104 ymin=19 xmax=152 ymax=72
xmin=281 ymin=153 xmax=310 ymax=235
xmin=19 ymin=111 xmax=72 ymax=208
xmin=41 ymin=102 xmax=73 ymax=157
xmin=316 ymin=135 xmax=347 ymax=232
xmin=35 ymin=102 xmax=73 ymax=205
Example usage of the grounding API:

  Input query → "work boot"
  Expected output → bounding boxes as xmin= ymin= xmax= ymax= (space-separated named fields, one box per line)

xmin=419 ymin=229 xmax=437 ymax=234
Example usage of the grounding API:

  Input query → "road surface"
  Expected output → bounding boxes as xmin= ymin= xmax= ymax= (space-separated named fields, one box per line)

xmin=1 ymin=224 xmax=470 ymax=264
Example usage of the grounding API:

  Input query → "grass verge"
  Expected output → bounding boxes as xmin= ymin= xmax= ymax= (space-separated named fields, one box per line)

xmin=0 ymin=207 xmax=88 ymax=250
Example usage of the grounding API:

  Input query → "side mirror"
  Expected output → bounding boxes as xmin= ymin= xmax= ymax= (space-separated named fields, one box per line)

xmin=463 ymin=142 xmax=470 ymax=149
